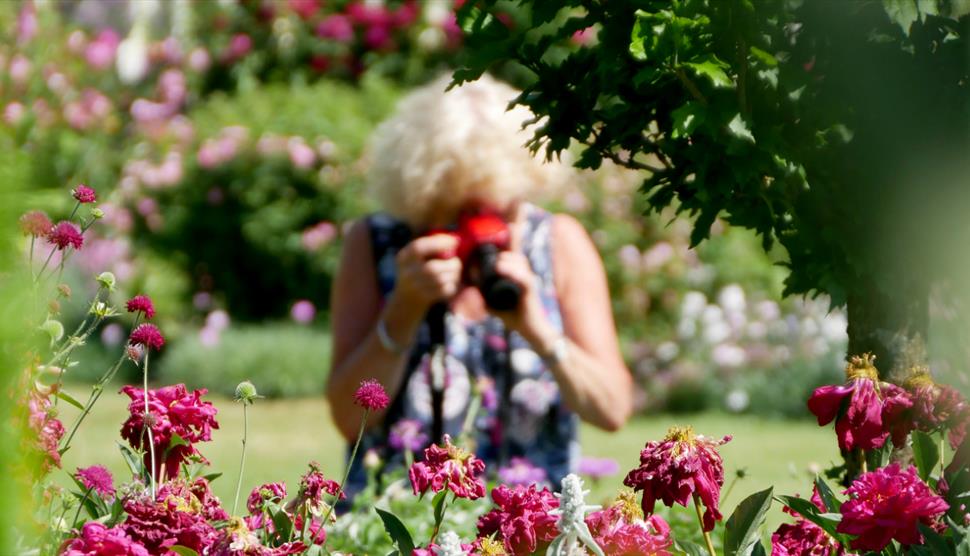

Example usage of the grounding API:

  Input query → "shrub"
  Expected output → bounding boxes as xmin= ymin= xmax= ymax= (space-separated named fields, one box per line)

xmin=159 ymin=323 xmax=331 ymax=398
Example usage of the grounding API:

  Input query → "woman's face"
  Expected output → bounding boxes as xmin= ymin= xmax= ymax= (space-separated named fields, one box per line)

xmin=422 ymin=196 xmax=519 ymax=231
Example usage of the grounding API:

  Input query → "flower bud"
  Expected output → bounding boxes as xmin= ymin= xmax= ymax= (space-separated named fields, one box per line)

xmin=48 ymin=299 xmax=61 ymax=315
xmin=40 ymin=319 xmax=64 ymax=344
xmin=126 ymin=343 xmax=145 ymax=364
xmin=234 ymin=380 xmax=260 ymax=405
xmin=91 ymin=301 xmax=117 ymax=318
xmin=363 ymin=448 xmax=382 ymax=471
xmin=96 ymin=271 xmax=116 ymax=291
xmin=90 ymin=208 xmax=105 ymax=219
xmin=57 ymin=284 xmax=72 ymax=298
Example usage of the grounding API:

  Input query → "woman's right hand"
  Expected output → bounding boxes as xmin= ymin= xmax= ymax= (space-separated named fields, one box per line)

xmin=393 ymin=234 xmax=463 ymax=310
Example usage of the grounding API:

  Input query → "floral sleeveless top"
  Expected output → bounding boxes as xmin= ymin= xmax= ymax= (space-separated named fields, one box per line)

xmin=344 ymin=203 xmax=578 ymax=498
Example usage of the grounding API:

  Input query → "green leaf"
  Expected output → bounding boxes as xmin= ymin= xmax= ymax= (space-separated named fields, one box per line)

xmin=751 ymin=541 xmax=767 ymax=556
xmin=266 ymin=501 xmax=294 ymax=540
xmin=775 ymin=495 xmax=843 ymax=540
xmin=685 ymin=56 xmax=733 ymax=88
xmin=671 ymin=102 xmax=704 ymax=139
xmin=376 ymin=507 xmax=415 ymax=556
xmin=56 ymin=390 xmax=85 ymax=410
xmin=724 ymin=487 xmax=773 ymax=556
xmin=202 ymin=472 xmax=223 ymax=483
xmin=748 ymin=46 xmax=777 ymax=67
xmin=813 ymin=476 xmax=841 ymax=513
xmin=168 ymin=547 xmax=200 ymax=556
xmin=727 ymin=113 xmax=755 ymax=143
xmin=912 ymin=430 xmax=940 ymax=481
xmin=918 ymin=523 xmax=953 ymax=554
xmin=118 ymin=443 xmax=144 ymax=477
xmin=675 ymin=538 xmax=709 ymax=556
xmin=432 ymin=489 xmax=449 ymax=529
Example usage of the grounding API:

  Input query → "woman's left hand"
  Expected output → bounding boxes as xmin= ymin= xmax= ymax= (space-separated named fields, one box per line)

xmin=491 ymin=250 xmax=558 ymax=351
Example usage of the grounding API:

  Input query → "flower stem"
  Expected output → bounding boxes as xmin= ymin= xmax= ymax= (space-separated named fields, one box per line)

xmin=859 ymin=449 xmax=868 ymax=474
xmin=70 ymin=486 xmax=93 ymax=528
xmin=36 ymin=247 xmax=57 ymax=284
xmin=322 ymin=408 xmax=370 ymax=527
xmin=693 ymin=494 xmax=717 ymax=556
xmin=143 ymin=351 xmax=156 ymax=498
xmin=61 ymin=351 xmax=127 ymax=452
xmin=232 ymin=403 xmax=249 ymax=516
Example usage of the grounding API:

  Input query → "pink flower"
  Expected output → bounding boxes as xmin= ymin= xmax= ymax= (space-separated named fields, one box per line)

xmin=287 ymin=138 xmax=317 ymax=168
xmin=771 ymin=487 xmax=844 ymax=556
xmin=409 ymin=434 xmax=486 ymax=500
xmin=577 ymin=456 xmax=620 ymax=480
xmin=837 ymin=463 xmax=948 ymax=551
xmin=623 ymin=426 xmax=731 ymax=532
xmin=224 ymin=34 xmax=253 ymax=62
xmin=247 ymin=482 xmax=287 ymax=515
xmin=497 ymin=457 xmax=548 ymax=487
xmin=585 ymin=492 xmax=672 ymax=556
xmin=389 ymin=419 xmax=428 ymax=452
xmin=905 ymin=367 xmax=970 ymax=450
xmin=290 ymin=299 xmax=316 ymax=323
xmin=129 ymin=323 xmax=165 ymax=351
xmin=807 ymin=353 xmax=912 ymax=451
xmin=26 ymin=389 xmax=64 ymax=474
xmin=296 ymin=461 xmax=343 ymax=511
xmin=125 ymin=295 xmax=156 ymax=319
xmin=354 ymin=379 xmax=390 ymax=411
xmin=301 ymin=221 xmax=337 ymax=251
xmin=477 ymin=484 xmax=559 ymax=555
xmin=317 ymin=14 xmax=355 ymax=42
xmin=19 ymin=210 xmax=53 ymax=237
xmin=85 ymin=29 xmax=120 ymax=70
xmin=5 ymin=101 xmax=25 ymax=125
xmin=62 ymin=522 xmax=149 ymax=556
xmin=288 ymin=0 xmax=321 ymax=19
xmin=119 ymin=384 xmax=219 ymax=479
xmin=47 ymin=221 xmax=84 ymax=250
xmin=72 ymin=184 xmax=97 ymax=203
xmin=75 ymin=465 xmax=115 ymax=497
xmin=122 ymin=484 xmax=221 ymax=553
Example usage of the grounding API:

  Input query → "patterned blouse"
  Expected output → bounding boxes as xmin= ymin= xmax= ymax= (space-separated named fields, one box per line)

xmin=344 ymin=203 xmax=578 ymax=498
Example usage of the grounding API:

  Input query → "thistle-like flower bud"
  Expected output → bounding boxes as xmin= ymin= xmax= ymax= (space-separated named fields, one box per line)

xmin=48 ymin=299 xmax=61 ymax=315
xmin=234 ymin=380 xmax=260 ymax=405
xmin=96 ymin=271 xmax=116 ymax=291
xmin=363 ymin=448 xmax=382 ymax=471
xmin=40 ymin=319 xmax=64 ymax=344
xmin=57 ymin=284 xmax=72 ymax=298
xmin=90 ymin=208 xmax=105 ymax=219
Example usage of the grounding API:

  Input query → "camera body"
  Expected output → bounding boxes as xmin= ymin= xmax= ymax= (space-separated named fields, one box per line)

xmin=429 ymin=210 xmax=522 ymax=311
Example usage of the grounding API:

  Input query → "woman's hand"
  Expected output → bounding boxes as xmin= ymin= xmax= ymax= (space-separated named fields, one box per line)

xmin=491 ymin=250 xmax=559 ymax=353
xmin=393 ymin=234 xmax=463 ymax=311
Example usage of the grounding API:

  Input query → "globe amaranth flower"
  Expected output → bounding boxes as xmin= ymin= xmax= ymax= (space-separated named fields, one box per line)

xmin=72 ymin=184 xmax=97 ymax=203
xmin=19 ymin=210 xmax=53 ymax=237
xmin=120 ymin=384 xmax=219 ymax=479
xmin=390 ymin=418 xmax=429 ymax=452
xmin=585 ymin=491 xmax=673 ymax=556
xmin=807 ymin=353 xmax=913 ymax=451
xmin=497 ymin=457 xmax=548 ymax=487
xmin=125 ymin=295 xmax=156 ymax=319
xmin=623 ymin=425 xmax=731 ymax=532
xmin=47 ymin=221 xmax=84 ymax=250
xmin=354 ymin=378 xmax=390 ymax=411
xmin=75 ymin=465 xmax=115 ymax=497
xmin=836 ymin=463 xmax=948 ymax=552
xmin=129 ymin=323 xmax=165 ymax=351
xmin=247 ymin=482 xmax=287 ymax=515
xmin=62 ymin=522 xmax=149 ymax=556
xmin=477 ymin=484 xmax=559 ymax=556
xmin=904 ymin=366 xmax=970 ymax=450
xmin=409 ymin=434 xmax=486 ymax=500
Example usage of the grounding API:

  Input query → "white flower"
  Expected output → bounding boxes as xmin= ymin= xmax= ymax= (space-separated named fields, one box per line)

xmin=547 ymin=474 xmax=603 ymax=556
xmin=711 ymin=343 xmax=747 ymax=368
xmin=655 ymin=341 xmax=679 ymax=362
xmin=433 ymin=531 xmax=469 ymax=556
xmin=681 ymin=291 xmax=707 ymax=319
xmin=116 ymin=26 xmax=149 ymax=84
xmin=725 ymin=389 xmax=750 ymax=413
xmin=821 ymin=312 xmax=848 ymax=342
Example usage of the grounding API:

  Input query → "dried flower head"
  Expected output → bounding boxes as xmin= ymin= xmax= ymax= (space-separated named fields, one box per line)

xmin=585 ymin=491 xmax=673 ymax=556
xmin=477 ymin=484 xmax=559 ymax=555
xmin=409 ymin=434 xmax=486 ymax=500
xmin=125 ymin=295 xmax=156 ymax=319
xmin=62 ymin=522 xmax=149 ymax=556
xmin=47 ymin=221 xmax=83 ymax=250
xmin=353 ymin=378 xmax=390 ymax=411
xmin=19 ymin=210 xmax=53 ymax=237
xmin=247 ymin=482 xmax=286 ymax=515
xmin=72 ymin=184 xmax=97 ymax=203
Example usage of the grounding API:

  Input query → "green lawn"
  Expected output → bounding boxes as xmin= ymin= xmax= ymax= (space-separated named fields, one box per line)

xmin=56 ymin=386 xmax=839 ymax=532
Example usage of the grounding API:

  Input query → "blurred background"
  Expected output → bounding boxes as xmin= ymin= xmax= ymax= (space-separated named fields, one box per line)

xmin=2 ymin=0 xmax=968 ymax=540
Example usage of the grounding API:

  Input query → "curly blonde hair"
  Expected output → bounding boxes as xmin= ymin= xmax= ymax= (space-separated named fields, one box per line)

xmin=368 ymin=73 xmax=569 ymax=228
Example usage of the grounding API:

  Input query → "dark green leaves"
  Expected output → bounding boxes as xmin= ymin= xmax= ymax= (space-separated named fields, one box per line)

xmin=724 ymin=487 xmax=773 ymax=556
xmin=376 ymin=507 xmax=416 ymax=556
xmin=912 ymin=430 xmax=940 ymax=481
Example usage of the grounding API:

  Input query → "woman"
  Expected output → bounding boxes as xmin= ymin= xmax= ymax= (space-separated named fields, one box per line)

xmin=326 ymin=74 xmax=632 ymax=495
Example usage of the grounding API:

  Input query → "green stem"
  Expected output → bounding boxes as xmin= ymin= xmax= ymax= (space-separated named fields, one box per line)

xmin=459 ymin=388 xmax=482 ymax=447
xmin=70 ymin=486 xmax=93 ymax=529
xmin=143 ymin=351 xmax=156 ymax=498
xmin=28 ymin=236 xmax=35 ymax=278
xmin=232 ymin=403 xmax=249 ymax=516
xmin=321 ymin=408 xmax=370 ymax=527
xmin=859 ymin=449 xmax=868 ymax=474
xmin=693 ymin=494 xmax=717 ymax=556
xmin=36 ymin=247 xmax=57 ymax=284
xmin=61 ymin=351 xmax=127 ymax=451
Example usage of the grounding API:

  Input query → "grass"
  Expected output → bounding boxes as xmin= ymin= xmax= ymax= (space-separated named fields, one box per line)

xmin=56 ymin=386 xmax=840 ymax=534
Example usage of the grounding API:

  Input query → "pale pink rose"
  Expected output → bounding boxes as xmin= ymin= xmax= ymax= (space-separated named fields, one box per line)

xmin=9 ymin=54 xmax=31 ymax=84
xmin=287 ymin=138 xmax=316 ymax=168
xmin=85 ymin=29 xmax=120 ymax=71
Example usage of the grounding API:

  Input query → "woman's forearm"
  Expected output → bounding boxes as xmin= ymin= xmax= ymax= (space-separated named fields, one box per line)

xmin=547 ymin=340 xmax=633 ymax=431
xmin=326 ymin=293 xmax=426 ymax=441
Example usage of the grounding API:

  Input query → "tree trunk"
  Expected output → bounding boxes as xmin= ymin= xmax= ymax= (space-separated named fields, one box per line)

xmin=846 ymin=286 xmax=929 ymax=383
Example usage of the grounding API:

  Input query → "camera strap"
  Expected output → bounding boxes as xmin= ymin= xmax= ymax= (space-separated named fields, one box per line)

xmin=427 ymin=302 xmax=448 ymax=444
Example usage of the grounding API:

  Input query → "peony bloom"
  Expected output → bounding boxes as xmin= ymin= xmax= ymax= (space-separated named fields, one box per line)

xmin=354 ymin=379 xmax=390 ymax=411
xmin=125 ymin=295 xmax=156 ymax=319
xmin=119 ymin=384 xmax=219 ymax=479
xmin=72 ymin=184 xmax=97 ymax=203
xmin=771 ymin=487 xmax=844 ymax=556
xmin=477 ymin=484 xmax=559 ymax=555
xmin=247 ymin=482 xmax=286 ymax=515
xmin=129 ymin=323 xmax=165 ymax=351
xmin=75 ymin=465 xmax=115 ymax=497
xmin=585 ymin=491 xmax=672 ymax=556
xmin=904 ymin=367 xmax=970 ymax=450
xmin=807 ymin=353 xmax=912 ymax=451
xmin=62 ymin=522 xmax=149 ymax=556
xmin=497 ymin=457 xmax=548 ymax=487
xmin=410 ymin=434 xmax=486 ymax=500
xmin=623 ymin=426 xmax=731 ymax=532
xmin=122 ymin=487 xmax=220 ymax=553
xmin=837 ymin=463 xmax=948 ymax=551
xmin=19 ymin=210 xmax=53 ymax=237
xmin=47 ymin=221 xmax=84 ymax=250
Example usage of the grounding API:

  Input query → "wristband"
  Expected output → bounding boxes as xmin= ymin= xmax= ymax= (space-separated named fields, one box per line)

xmin=376 ymin=318 xmax=408 ymax=354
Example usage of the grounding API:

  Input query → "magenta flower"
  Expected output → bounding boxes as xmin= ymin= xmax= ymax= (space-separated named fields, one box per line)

xmin=75 ymin=465 xmax=115 ymax=497
xmin=47 ymin=221 xmax=84 ymax=250
xmin=298 ymin=461 xmax=344 ymax=509
xmin=85 ymin=29 xmax=120 ymax=70
xmin=247 ymin=482 xmax=287 ymax=515
xmin=409 ymin=434 xmax=486 ymax=500
xmin=389 ymin=418 xmax=428 ymax=452
xmin=837 ymin=463 xmax=948 ymax=551
xmin=577 ymin=456 xmax=620 ymax=480
xmin=26 ymin=389 xmax=65 ymax=474
xmin=62 ymin=522 xmax=149 ymax=556
xmin=354 ymin=379 xmax=390 ymax=411
xmin=585 ymin=492 xmax=673 ymax=556
xmin=623 ymin=426 xmax=731 ymax=532
xmin=122 ymin=487 xmax=220 ymax=554
xmin=72 ymin=184 xmax=97 ymax=203
xmin=772 ymin=486 xmax=844 ymax=556
xmin=316 ymin=14 xmax=355 ymax=42
xmin=807 ymin=353 xmax=912 ymax=451
xmin=497 ymin=457 xmax=548 ymax=487
xmin=905 ymin=367 xmax=970 ymax=450
xmin=119 ymin=384 xmax=219 ymax=479
xmin=19 ymin=210 xmax=53 ymax=237
xmin=290 ymin=299 xmax=316 ymax=323
xmin=477 ymin=484 xmax=559 ymax=555
xmin=125 ymin=295 xmax=156 ymax=319
xmin=129 ymin=323 xmax=165 ymax=351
